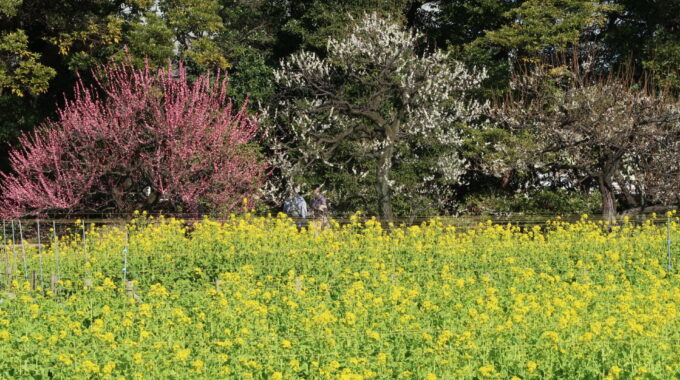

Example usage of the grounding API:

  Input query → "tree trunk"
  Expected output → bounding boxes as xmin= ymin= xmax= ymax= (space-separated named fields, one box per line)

xmin=598 ymin=175 xmax=616 ymax=224
xmin=616 ymin=175 xmax=639 ymax=208
xmin=500 ymin=168 xmax=513 ymax=189
xmin=377 ymin=127 xmax=396 ymax=222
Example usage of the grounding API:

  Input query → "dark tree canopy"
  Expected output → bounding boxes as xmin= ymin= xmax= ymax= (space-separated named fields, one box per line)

xmin=0 ymin=0 xmax=679 ymax=218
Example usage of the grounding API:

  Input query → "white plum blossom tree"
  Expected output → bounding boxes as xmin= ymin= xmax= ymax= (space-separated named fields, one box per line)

xmin=267 ymin=13 xmax=487 ymax=220
xmin=493 ymin=57 xmax=680 ymax=223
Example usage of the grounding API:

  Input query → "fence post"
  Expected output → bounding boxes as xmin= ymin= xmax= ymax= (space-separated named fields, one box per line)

xmin=10 ymin=221 xmax=17 ymax=281
xmin=1 ymin=221 xmax=5 ymax=288
xmin=18 ymin=220 xmax=27 ymax=281
xmin=52 ymin=221 xmax=60 ymax=281
xmin=82 ymin=220 xmax=91 ymax=287
xmin=667 ymin=215 xmax=673 ymax=273
xmin=37 ymin=220 xmax=44 ymax=294
xmin=123 ymin=226 xmax=129 ymax=284
xmin=50 ymin=274 xmax=57 ymax=293
xmin=295 ymin=276 xmax=302 ymax=293
xmin=82 ymin=220 xmax=89 ymax=270
xmin=4 ymin=265 xmax=10 ymax=289
xmin=125 ymin=281 xmax=142 ymax=302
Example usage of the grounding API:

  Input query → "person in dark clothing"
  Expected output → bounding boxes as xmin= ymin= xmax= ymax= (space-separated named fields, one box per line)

xmin=310 ymin=185 xmax=329 ymax=228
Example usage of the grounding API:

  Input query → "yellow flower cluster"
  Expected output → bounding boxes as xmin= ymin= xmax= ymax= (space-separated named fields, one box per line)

xmin=0 ymin=213 xmax=679 ymax=379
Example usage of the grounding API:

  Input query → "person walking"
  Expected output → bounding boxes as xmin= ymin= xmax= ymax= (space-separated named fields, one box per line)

xmin=283 ymin=189 xmax=308 ymax=229
xmin=310 ymin=185 xmax=329 ymax=228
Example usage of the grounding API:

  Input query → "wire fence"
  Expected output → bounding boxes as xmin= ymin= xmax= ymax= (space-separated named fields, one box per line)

xmin=7 ymin=209 xmax=672 ymax=226
xmin=0 ymin=214 xmax=674 ymax=297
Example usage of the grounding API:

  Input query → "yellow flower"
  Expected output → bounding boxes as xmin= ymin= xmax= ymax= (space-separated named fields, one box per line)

xmin=366 ymin=329 xmax=380 ymax=341
xmin=527 ymin=361 xmax=537 ymax=373
xmin=281 ymin=339 xmax=292 ymax=349
xmin=425 ymin=373 xmax=437 ymax=380
xmin=139 ymin=303 xmax=153 ymax=318
xmin=57 ymin=354 xmax=72 ymax=366
xmin=147 ymin=283 xmax=169 ymax=298
xmin=191 ymin=360 xmax=204 ymax=373
xmin=102 ymin=361 xmax=116 ymax=375
xmin=174 ymin=348 xmax=191 ymax=362
xmin=479 ymin=365 xmax=495 ymax=377
xmin=102 ymin=278 xmax=117 ymax=290
xmin=543 ymin=331 xmax=559 ymax=343
xmin=271 ymin=372 xmax=283 ymax=380
xmin=312 ymin=310 xmax=337 ymax=325
xmin=28 ymin=304 xmax=40 ymax=318
xmin=133 ymin=353 xmax=144 ymax=365
xmin=82 ymin=360 xmax=99 ymax=374
xmin=99 ymin=332 xmax=115 ymax=344
xmin=344 ymin=312 xmax=357 ymax=325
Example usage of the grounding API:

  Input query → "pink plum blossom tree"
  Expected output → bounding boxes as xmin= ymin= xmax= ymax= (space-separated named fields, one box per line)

xmin=0 ymin=60 xmax=266 ymax=217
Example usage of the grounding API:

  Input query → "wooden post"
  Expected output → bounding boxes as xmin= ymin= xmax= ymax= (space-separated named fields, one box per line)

xmin=82 ymin=220 xmax=89 ymax=274
xmin=52 ymin=221 xmax=60 ymax=280
xmin=667 ymin=216 xmax=673 ymax=272
xmin=37 ymin=220 xmax=44 ymax=294
xmin=125 ymin=281 xmax=142 ymax=302
xmin=84 ymin=278 xmax=92 ymax=290
xmin=50 ymin=274 xmax=58 ymax=294
xmin=1 ymin=221 xmax=5 ymax=289
xmin=125 ymin=281 xmax=134 ymax=296
xmin=215 ymin=279 xmax=222 ymax=292
xmin=10 ymin=221 xmax=17 ymax=283
xmin=5 ymin=266 xmax=10 ymax=289
xmin=295 ymin=276 xmax=302 ymax=293
xmin=30 ymin=270 xmax=36 ymax=291
xmin=18 ymin=221 xmax=27 ymax=281
xmin=123 ymin=227 xmax=128 ymax=284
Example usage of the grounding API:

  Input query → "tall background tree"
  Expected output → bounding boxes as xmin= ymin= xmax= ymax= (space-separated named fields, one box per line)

xmin=268 ymin=14 xmax=487 ymax=220
xmin=493 ymin=55 xmax=680 ymax=222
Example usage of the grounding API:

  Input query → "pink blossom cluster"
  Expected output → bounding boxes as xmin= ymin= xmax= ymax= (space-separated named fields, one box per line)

xmin=0 ymin=61 xmax=266 ymax=217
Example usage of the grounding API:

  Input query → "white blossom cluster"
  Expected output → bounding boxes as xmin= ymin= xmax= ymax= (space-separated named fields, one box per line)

xmin=266 ymin=13 xmax=488 ymax=208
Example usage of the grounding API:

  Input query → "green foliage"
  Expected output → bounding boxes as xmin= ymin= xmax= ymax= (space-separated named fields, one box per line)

xmin=464 ymin=188 xmax=602 ymax=215
xmin=225 ymin=50 xmax=273 ymax=105
xmin=0 ymin=0 xmax=21 ymax=17
xmin=482 ymin=0 xmax=616 ymax=55
xmin=161 ymin=0 xmax=229 ymax=70
xmin=0 ymin=94 xmax=41 ymax=141
xmin=182 ymin=37 xmax=230 ymax=71
xmin=279 ymin=0 xmax=410 ymax=53
xmin=116 ymin=13 xmax=175 ymax=68
xmin=600 ymin=1 xmax=680 ymax=90
xmin=45 ymin=15 xmax=124 ymax=71
xmin=643 ymin=30 xmax=680 ymax=91
xmin=434 ymin=0 xmax=522 ymax=47
xmin=162 ymin=0 xmax=224 ymax=39
xmin=0 ymin=30 xmax=56 ymax=97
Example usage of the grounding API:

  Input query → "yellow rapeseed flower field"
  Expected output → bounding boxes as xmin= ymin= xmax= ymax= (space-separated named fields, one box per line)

xmin=0 ymin=212 xmax=678 ymax=379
